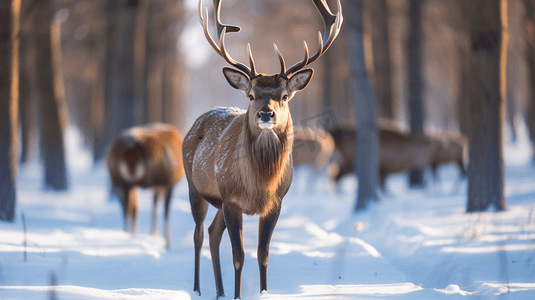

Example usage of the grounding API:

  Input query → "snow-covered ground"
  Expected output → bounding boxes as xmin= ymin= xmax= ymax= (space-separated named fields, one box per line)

xmin=1 ymin=124 xmax=535 ymax=300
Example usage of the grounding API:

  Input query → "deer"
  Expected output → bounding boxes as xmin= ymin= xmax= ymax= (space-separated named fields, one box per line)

xmin=182 ymin=0 xmax=342 ymax=298
xmin=330 ymin=125 xmax=467 ymax=190
xmin=292 ymin=126 xmax=335 ymax=190
xmin=106 ymin=123 xmax=184 ymax=248
xmin=330 ymin=126 xmax=437 ymax=190
xmin=428 ymin=132 xmax=468 ymax=179
xmin=293 ymin=126 xmax=335 ymax=172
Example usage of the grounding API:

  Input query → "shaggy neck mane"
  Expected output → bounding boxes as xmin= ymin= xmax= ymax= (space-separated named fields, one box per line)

xmin=243 ymin=116 xmax=293 ymax=182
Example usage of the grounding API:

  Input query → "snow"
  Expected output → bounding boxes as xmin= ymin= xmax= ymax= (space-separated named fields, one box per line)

xmin=1 ymin=124 xmax=535 ymax=300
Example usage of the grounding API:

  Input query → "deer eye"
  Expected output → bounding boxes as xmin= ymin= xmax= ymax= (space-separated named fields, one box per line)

xmin=248 ymin=94 xmax=254 ymax=101
xmin=282 ymin=95 xmax=289 ymax=101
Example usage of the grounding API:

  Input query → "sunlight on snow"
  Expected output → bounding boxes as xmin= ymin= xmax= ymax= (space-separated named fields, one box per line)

xmin=0 ymin=286 xmax=191 ymax=300
xmin=260 ymin=283 xmax=423 ymax=299
xmin=441 ymin=243 xmax=535 ymax=254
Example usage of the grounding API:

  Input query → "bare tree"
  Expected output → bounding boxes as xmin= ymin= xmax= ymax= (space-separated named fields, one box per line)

xmin=454 ymin=0 xmax=471 ymax=138
xmin=525 ymin=0 xmax=535 ymax=161
xmin=162 ymin=0 xmax=188 ymax=130
xmin=102 ymin=0 xmax=144 ymax=156
xmin=19 ymin=1 xmax=36 ymax=165
xmin=408 ymin=0 xmax=425 ymax=187
xmin=34 ymin=1 xmax=69 ymax=190
xmin=368 ymin=0 xmax=394 ymax=119
xmin=466 ymin=0 xmax=507 ymax=212
xmin=0 ymin=0 xmax=21 ymax=221
xmin=93 ymin=1 xmax=118 ymax=163
xmin=347 ymin=0 xmax=379 ymax=211
xmin=144 ymin=0 xmax=166 ymax=124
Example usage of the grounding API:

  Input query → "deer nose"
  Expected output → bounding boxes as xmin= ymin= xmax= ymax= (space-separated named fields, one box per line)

xmin=258 ymin=111 xmax=274 ymax=122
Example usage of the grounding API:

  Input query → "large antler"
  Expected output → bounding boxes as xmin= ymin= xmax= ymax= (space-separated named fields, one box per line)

xmin=281 ymin=0 xmax=343 ymax=77
xmin=199 ymin=0 xmax=258 ymax=78
xmin=199 ymin=0 xmax=343 ymax=79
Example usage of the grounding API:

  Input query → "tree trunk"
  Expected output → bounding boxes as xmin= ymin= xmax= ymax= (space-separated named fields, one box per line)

xmin=0 ymin=0 xmax=21 ymax=221
xmin=133 ymin=0 xmax=149 ymax=124
xmin=18 ymin=12 xmax=35 ymax=165
xmin=105 ymin=0 xmax=141 ymax=149
xmin=322 ymin=40 xmax=334 ymax=115
xmin=93 ymin=1 xmax=118 ymax=163
xmin=35 ymin=1 xmax=68 ymax=190
xmin=162 ymin=45 xmax=183 ymax=127
xmin=162 ymin=0 xmax=187 ymax=130
xmin=347 ymin=0 xmax=379 ymax=211
xmin=144 ymin=0 xmax=166 ymax=124
xmin=408 ymin=0 xmax=425 ymax=187
xmin=455 ymin=0 xmax=471 ymax=138
xmin=525 ymin=0 xmax=535 ymax=161
xmin=466 ymin=0 xmax=507 ymax=212
xmin=457 ymin=44 xmax=470 ymax=137
xmin=506 ymin=88 xmax=516 ymax=143
xmin=408 ymin=0 xmax=424 ymax=187
xmin=369 ymin=0 xmax=394 ymax=119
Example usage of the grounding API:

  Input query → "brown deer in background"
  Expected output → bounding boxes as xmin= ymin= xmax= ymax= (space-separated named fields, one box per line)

xmin=106 ymin=123 xmax=184 ymax=248
xmin=182 ymin=0 xmax=342 ymax=298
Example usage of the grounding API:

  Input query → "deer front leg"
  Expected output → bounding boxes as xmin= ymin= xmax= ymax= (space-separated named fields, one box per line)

xmin=118 ymin=186 xmax=130 ymax=232
xmin=258 ymin=206 xmax=281 ymax=293
xmin=209 ymin=210 xmax=227 ymax=298
xmin=124 ymin=187 xmax=138 ymax=234
xmin=222 ymin=201 xmax=244 ymax=299
xmin=152 ymin=190 xmax=159 ymax=236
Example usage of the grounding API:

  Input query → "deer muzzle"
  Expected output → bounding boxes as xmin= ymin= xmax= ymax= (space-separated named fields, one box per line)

xmin=257 ymin=111 xmax=275 ymax=129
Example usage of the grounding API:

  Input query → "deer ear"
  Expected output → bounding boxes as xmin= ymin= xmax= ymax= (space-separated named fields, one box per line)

xmin=223 ymin=67 xmax=250 ymax=91
xmin=287 ymin=69 xmax=314 ymax=93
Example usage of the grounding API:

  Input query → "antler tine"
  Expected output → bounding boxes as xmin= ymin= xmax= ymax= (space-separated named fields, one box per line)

xmin=284 ymin=0 xmax=343 ymax=77
xmin=273 ymin=44 xmax=286 ymax=76
xmin=199 ymin=0 xmax=253 ymax=77
xmin=201 ymin=8 xmax=224 ymax=58
xmin=284 ymin=41 xmax=309 ymax=77
xmin=247 ymin=43 xmax=258 ymax=77
xmin=198 ymin=0 xmax=203 ymax=22
xmin=219 ymin=29 xmax=253 ymax=76
xmin=213 ymin=0 xmax=240 ymax=35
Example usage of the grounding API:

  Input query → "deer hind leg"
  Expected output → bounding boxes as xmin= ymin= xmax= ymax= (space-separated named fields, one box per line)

xmin=209 ymin=209 xmax=227 ymax=298
xmin=222 ymin=201 xmax=244 ymax=299
xmin=258 ymin=206 xmax=281 ymax=293
xmin=189 ymin=183 xmax=209 ymax=296
xmin=163 ymin=187 xmax=173 ymax=249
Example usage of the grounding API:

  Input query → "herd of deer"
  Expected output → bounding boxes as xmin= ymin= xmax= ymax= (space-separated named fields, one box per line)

xmin=104 ymin=0 xmax=466 ymax=298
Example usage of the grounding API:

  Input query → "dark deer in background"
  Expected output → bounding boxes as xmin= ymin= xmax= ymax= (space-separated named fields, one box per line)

xmin=428 ymin=132 xmax=468 ymax=179
xmin=293 ymin=126 xmax=335 ymax=172
xmin=330 ymin=124 xmax=467 ymax=190
xmin=182 ymin=0 xmax=342 ymax=298
xmin=292 ymin=126 xmax=335 ymax=190
xmin=106 ymin=123 xmax=184 ymax=248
